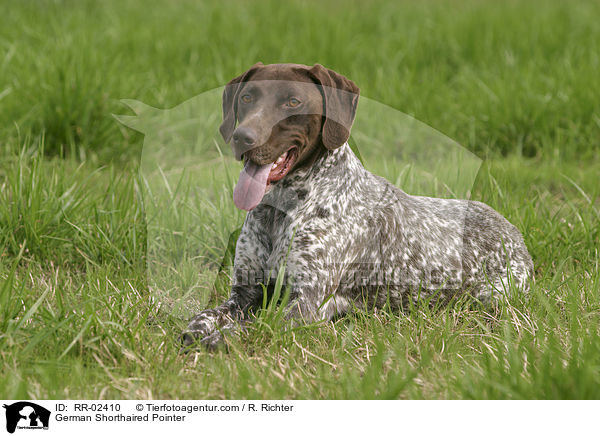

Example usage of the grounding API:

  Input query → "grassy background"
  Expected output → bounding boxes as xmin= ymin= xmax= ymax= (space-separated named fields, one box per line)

xmin=1 ymin=0 xmax=599 ymax=399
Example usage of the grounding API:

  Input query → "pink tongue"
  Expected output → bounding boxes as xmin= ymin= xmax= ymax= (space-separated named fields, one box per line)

xmin=233 ymin=160 xmax=272 ymax=211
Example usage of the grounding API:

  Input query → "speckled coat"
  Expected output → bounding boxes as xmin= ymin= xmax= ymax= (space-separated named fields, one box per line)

xmin=183 ymin=142 xmax=534 ymax=349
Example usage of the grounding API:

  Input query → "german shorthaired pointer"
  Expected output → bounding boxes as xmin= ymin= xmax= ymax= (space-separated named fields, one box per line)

xmin=181 ymin=63 xmax=533 ymax=349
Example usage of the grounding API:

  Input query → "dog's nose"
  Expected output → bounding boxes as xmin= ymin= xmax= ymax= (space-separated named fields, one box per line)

xmin=233 ymin=127 xmax=257 ymax=146
xmin=232 ymin=127 xmax=258 ymax=160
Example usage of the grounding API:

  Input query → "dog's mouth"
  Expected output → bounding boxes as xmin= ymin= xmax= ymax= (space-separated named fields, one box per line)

xmin=233 ymin=147 xmax=298 ymax=211
xmin=266 ymin=147 xmax=298 ymax=184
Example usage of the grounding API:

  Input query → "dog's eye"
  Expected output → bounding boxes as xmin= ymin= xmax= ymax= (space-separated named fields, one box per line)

xmin=287 ymin=97 xmax=301 ymax=107
xmin=240 ymin=94 xmax=253 ymax=104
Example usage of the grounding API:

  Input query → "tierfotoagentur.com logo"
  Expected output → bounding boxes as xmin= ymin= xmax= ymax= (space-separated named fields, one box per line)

xmin=2 ymin=402 xmax=50 ymax=433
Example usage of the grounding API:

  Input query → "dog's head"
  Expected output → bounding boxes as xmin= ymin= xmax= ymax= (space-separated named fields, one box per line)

xmin=219 ymin=63 xmax=359 ymax=210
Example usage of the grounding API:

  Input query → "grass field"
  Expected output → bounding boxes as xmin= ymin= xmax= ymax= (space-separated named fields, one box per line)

xmin=1 ymin=0 xmax=599 ymax=399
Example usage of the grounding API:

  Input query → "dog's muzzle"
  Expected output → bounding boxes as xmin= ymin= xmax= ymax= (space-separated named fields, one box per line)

xmin=232 ymin=126 xmax=258 ymax=161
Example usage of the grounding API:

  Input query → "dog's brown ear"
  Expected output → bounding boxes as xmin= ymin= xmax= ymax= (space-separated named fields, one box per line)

xmin=308 ymin=64 xmax=359 ymax=150
xmin=219 ymin=62 xmax=264 ymax=143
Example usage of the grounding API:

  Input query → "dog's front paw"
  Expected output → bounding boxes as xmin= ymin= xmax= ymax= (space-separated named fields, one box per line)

xmin=180 ymin=328 xmax=226 ymax=352
xmin=199 ymin=330 xmax=226 ymax=351
xmin=181 ymin=310 xmax=217 ymax=349
xmin=180 ymin=311 xmax=246 ymax=352
xmin=180 ymin=324 xmax=228 ymax=352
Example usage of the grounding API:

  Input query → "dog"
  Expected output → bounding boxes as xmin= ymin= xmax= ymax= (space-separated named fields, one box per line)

xmin=181 ymin=62 xmax=533 ymax=349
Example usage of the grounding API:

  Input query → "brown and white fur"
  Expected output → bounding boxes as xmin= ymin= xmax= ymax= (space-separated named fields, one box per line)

xmin=182 ymin=63 xmax=533 ymax=350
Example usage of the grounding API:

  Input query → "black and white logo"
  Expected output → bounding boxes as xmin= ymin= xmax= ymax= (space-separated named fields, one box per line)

xmin=2 ymin=402 xmax=50 ymax=434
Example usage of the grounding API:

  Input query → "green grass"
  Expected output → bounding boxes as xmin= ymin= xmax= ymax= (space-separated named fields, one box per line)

xmin=1 ymin=0 xmax=600 ymax=399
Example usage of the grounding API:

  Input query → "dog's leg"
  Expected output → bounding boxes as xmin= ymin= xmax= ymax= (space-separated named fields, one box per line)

xmin=266 ymin=247 xmax=345 ymax=325
xmin=181 ymin=286 xmax=260 ymax=350
xmin=181 ymin=221 xmax=269 ymax=350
